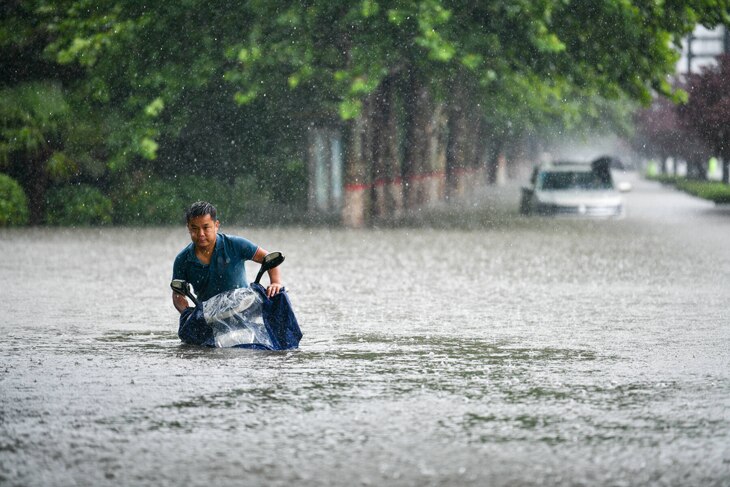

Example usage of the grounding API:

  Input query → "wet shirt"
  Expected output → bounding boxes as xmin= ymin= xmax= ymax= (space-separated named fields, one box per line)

xmin=173 ymin=233 xmax=258 ymax=302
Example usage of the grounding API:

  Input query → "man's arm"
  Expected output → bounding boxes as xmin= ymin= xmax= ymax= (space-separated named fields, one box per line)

xmin=252 ymin=247 xmax=283 ymax=298
xmin=172 ymin=291 xmax=190 ymax=314
xmin=172 ymin=254 xmax=191 ymax=314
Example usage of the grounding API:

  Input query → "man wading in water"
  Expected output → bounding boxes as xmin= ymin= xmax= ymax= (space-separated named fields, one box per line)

xmin=172 ymin=201 xmax=282 ymax=313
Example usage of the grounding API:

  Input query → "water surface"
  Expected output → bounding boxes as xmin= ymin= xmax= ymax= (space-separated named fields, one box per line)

xmin=1 ymin=176 xmax=729 ymax=486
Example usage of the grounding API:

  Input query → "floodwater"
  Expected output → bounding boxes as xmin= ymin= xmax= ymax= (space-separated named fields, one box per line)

xmin=1 ymin=175 xmax=729 ymax=486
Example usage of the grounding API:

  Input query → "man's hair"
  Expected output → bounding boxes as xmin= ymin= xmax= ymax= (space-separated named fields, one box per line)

xmin=185 ymin=201 xmax=217 ymax=223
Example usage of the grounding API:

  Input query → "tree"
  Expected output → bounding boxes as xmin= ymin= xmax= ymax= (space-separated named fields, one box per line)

xmin=3 ymin=0 xmax=729 ymax=226
xmin=679 ymin=54 xmax=730 ymax=183
xmin=0 ymin=82 xmax=69 ymax=223
xmin=633 ymin=92 xmax=713 ymax=179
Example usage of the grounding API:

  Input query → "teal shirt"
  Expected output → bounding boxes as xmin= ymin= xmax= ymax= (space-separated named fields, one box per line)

xmin=172 ymin=233 xmax=259 ymax=302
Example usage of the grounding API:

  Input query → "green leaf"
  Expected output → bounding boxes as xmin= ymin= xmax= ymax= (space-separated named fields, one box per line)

xmin=361 ymin=0 xmax=379 ymax=18
xmin=144 ymin=97 xmax=165 ymax=117
xmin=339 ymin=99 xmax=362 ymax=120
xmin=139 ymin=137 xmax=158 ymax=160
xmin=46 ymin=152 xmax=79 ymax=181
xmin=234 ymin=89 xmax=259 ymax=105
xmin=461 ymin=54 xmax=482 ymax=70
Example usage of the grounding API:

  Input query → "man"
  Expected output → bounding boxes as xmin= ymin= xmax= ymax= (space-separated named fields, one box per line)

xmin=172 ymin=201 xmax=282 ymax=313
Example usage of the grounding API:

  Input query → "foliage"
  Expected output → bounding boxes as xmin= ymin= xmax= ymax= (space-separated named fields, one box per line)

xmin=2 ymin=1 xmax=729 ymax=225
xmin=645 ymin=174 xmax=682 ymax=185
xmin=646 ymin=174 xmax=730 ymax=204
xmin=635 ymin=55 xmax=729 ymax=179
xmin=45 ymin=184 xmax=113 ymax=225
xmin=111 ymin=175 xmax=186 ymax=225
xmin=0 ymin=80 xmax=111 ymax=222
xmin=678 ymin=54 xmax=730 ymax=160
xmin=110 ymin=173 xmax=275 ymax=225
xmin=32 ymin=0 xmax=726 ymax=159
xmin=633 ymin=96 xmax=690 ymax=160
xmin=218 ymin=1 xmax=727 ymax=150
xmin=0 ymin=173 xmax=30 ymax=226
xmin=676 ymin=180 xmax=730 ymax=204
xmin=169 ymin=175 xmax=252 ymax=226
xmin=225 ymin=176 xmax=271 ymax=223
xmin=251 ymin=157 xmax=305 ymax=206
xmin=0 ymin=82 xmax=69 ymax=164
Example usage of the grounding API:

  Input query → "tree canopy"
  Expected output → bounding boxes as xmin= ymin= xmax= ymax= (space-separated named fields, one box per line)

xmin=680 ymin=54 xmax=730 ymax=160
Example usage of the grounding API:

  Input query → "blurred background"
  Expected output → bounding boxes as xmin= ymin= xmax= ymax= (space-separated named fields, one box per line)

xmin=1 ymin=1 xmax=729 ymax=228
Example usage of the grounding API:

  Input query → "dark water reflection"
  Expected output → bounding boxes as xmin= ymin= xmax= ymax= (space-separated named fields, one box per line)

xmin=1 ymin=176 xmax=729 ymax=486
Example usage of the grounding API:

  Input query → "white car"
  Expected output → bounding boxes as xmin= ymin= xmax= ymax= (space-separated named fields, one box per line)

xmin=520 ymin=160 xmax=629 ymax=217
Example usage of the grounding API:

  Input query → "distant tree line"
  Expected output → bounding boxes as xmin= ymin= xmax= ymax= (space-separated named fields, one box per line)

xmin=1 ymin=1 xmax=728 ymax=226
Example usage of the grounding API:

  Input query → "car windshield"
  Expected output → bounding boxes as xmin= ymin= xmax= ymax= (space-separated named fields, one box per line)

xmin=537 ymin=170 xmax=613 ymax=190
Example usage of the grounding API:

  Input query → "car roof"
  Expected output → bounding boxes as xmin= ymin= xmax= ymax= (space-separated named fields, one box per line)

xmin=538 ymin=161 xmax=592 ymax=172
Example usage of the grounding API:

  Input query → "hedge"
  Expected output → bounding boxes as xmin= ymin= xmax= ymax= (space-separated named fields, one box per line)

xmin=675 ymin=180 xmax=730 ymax=204
xmin=646 ymin=174 xmax=730 ymax=204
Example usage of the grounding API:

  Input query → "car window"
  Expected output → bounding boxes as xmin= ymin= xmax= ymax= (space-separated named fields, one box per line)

xmin=537 ymin=171 xmax=613 ymax=190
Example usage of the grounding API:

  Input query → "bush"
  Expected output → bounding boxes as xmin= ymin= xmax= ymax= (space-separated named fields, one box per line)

xmin=675 ymin=180 xmax=730 ymax=204
xmin=11 ymin=170 xmax=296 ymax=227
xmin=645 ymin=173 xmax=681 ymax=185
xmin=173 ymin=175 xmax=275 ymax=225
xmin=110 ymin=174 xmax=274 ymax=225
xmin=174 ymin=175 xmax=235 ymax=222
xmin=0 ymin=173 xmax=30 ymax=226
xmin=112 ymin=177 xmax=185 ymax=225
xmin=258 ymin=158 xmax=306 ymax=206
xmin=226 ymin=176 xmax=272 ymax=224
xmin=646 ymin=174 xmax=730 ymax=204
xmin=45 ymin=184 xmax=113 ymax=225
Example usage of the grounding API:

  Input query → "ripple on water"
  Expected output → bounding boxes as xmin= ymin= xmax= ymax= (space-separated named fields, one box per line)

xmin=1 ymin=204 xmax=730 ymax=486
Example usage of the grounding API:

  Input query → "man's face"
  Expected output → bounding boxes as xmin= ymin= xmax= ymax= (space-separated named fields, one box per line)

xmin=187 ymin=214 xmax=219 ymax=250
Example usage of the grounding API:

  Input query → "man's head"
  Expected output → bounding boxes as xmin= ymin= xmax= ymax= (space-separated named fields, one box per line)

xmin=185 ymin=201 xmax=217 ymax=224
xmin=185 ymin=201 xmax=219 ymax=251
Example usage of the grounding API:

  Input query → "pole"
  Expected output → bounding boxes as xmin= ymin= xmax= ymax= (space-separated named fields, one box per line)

xmin=687 ymin=35 xmax=693 ymax=73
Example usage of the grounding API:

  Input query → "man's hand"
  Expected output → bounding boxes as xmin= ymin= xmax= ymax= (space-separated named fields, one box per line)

xmin=266 ymin=283 xmax=283 ymax=298
xmin=253 ymin=246 xmax=283 ymax=298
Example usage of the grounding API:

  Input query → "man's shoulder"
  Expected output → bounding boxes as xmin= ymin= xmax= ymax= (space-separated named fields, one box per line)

xmin=219 ymin=233 xmax=251 ymax=246
xmin=218 ymin=233 xmax=257 ymax=257
xmin=172 ymin=243 xmax=194 ymax=278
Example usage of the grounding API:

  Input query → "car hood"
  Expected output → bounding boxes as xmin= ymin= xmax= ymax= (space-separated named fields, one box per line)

xmin=536 ymin=190 xmax=622 ymax=206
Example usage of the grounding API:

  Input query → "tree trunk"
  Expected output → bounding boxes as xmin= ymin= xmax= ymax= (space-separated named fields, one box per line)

xmin=486 ymin=137 xmax=505 ymax=185
xmin=385 ymin=84 xmax=404 ymax=218
xmin=342 ymin=102 xmax=372 ymax=228
xmin=686 ymin=155 xmax=707 ymax=180
xmin=470 ymin=117 xmax=488 ymax=193
xmin=403 ymin=72 xmax=448 ymax=209
xmin=370 ymin=76 xmax=403 ymax=221
xmin=445 ymin=82 xmax=468 ymax=200
xmin=370 ymin=82 xmax=389 ymax=220
xmin=403 ymin=72 xmax=428 ymax=210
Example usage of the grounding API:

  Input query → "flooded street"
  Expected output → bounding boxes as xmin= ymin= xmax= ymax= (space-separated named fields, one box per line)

xmin=1 ymin=176 xmax=729 ymax=486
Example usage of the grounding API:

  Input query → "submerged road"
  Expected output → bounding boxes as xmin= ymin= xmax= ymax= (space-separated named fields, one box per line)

xmin=1 ymin=174 xmax=729 ymax=486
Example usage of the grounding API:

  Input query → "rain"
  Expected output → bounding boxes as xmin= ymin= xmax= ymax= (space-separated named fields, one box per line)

xmin=1 ymin=3 xmax=729 ymax=486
